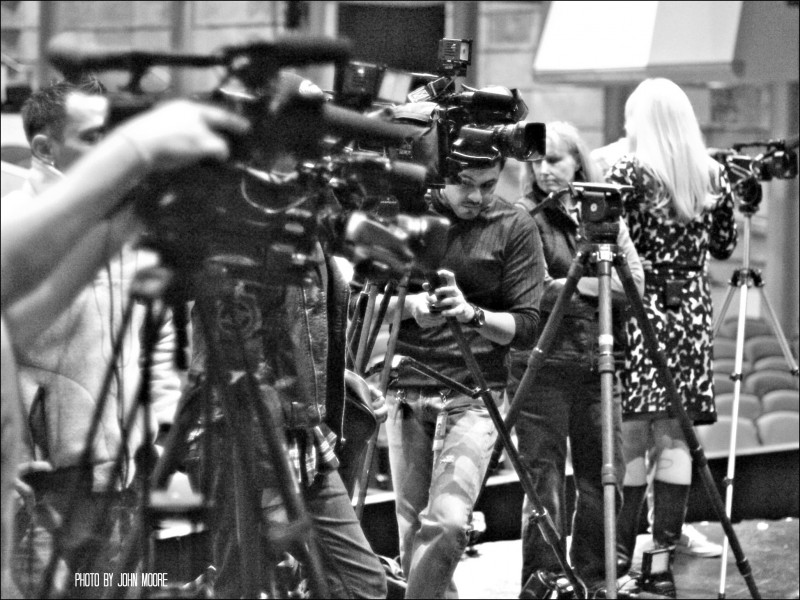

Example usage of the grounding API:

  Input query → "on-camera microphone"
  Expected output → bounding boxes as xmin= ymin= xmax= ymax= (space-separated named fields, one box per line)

xmin=48 ymin=33 xmax=221 ymax=80
xmin=223 ymin=37 xmax=353 ymax=70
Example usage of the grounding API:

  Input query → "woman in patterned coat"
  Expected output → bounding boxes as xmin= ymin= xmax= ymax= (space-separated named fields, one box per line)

xmin=605 ymin=78 xmax=737 ymax=596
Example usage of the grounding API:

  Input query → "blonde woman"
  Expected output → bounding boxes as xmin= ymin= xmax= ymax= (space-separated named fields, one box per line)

xmin=606 ymin=78 xmax=737 ymax=597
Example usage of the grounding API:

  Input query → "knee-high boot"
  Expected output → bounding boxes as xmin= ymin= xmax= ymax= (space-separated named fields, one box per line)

xmin=616 ymin=484 xmax=647 ymax=574
xmin=652 ymin=480 xmax=690 ymax=548
xmin=646 ymin=480 xmax=691 ymax=598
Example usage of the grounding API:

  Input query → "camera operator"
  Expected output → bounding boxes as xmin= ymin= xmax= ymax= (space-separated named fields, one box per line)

xmin=2 ymin=78 xmax=193 ymax=597
xmin=509 ymin=122 xmax=644 ymax=595
xmin=380 ymin=99 xmax=545 ymax=598
xmin=180 ymin=72 xmax=387 ymax=599
xmin=1 ymin=95 xmax=248 ymax=599
xmin=605 ymin=78 xmax=737 ymax=597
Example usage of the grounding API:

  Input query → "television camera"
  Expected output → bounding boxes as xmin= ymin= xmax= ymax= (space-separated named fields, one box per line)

xmin=46 ymin=34 xmax=450 ymax=282
xmin=330 ymin=38 xmax=546 ymax=191
xmin=711 ymin=138 xmax=798 ymax=214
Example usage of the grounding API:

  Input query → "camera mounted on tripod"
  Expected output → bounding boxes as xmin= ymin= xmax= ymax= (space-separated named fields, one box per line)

xmin=337 ymin=39 xmax=545 ymax=194
xmin=325 ymin=38 xmax=545 ymax=225
xmin=538 ymin=183 xmax=631 ymax=245
xmin=47 ymin=33 xmax=451 ymax=284
xmin=712 ymin=138 xmax=799 ymax=215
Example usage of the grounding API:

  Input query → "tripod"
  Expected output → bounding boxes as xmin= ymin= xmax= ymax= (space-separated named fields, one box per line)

xmin=149 ymin=260 xmax=331 ymax=598
xmin=503 ymin=211 xmax=762 ymax=598
xmin=711 ymin=201 xmax=798 ymax=598
xmin=505 ymin=218 xmax=626 ymax=598
xmin=342 ymin=274 xmax=406 ymax=517
xmin=55 ymin=255 xmax=332 ymax=599
xmin=35 ymin=269 xmax=171 ymax=600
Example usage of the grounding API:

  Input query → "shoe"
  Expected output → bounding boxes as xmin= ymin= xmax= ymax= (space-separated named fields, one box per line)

xmin=676 ymin=523 xmax=722 ymax=558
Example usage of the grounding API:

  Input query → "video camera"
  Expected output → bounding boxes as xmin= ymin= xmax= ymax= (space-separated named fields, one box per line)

xmin=711 ymin=138 xmax=798 ymax=214
xmin=330 ymin=38 xmax=546 ymax=193
xmin=46 ymin=34 xmax=448 ymax=282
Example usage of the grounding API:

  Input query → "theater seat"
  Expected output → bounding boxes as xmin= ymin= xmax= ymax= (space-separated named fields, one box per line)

xmin=756 ymin=411 xmax=800 ymax=446
xmin=753 ymin=356 xmax=796 ymax=372
xmin=717 ymin=317 xmax=773 ymax=340
xmin=713 ymin=338 xmax=738 ymax=360
xmin=744 ymin=336 xmax=786 ymax=364
xmin=743 ymin=370 xmax=799 ymax=397
xmin=713 ymin=358 xmax=752 ymax=379
xmin=714 ymin=393 xmax=762 ymax=420
xmin=761 ymin=389 xmax=799 ymax=414
xmin=714 ymin=374 xmax=735 ymax=395
xmin=694 ymin=416 xmax=761 ymax=454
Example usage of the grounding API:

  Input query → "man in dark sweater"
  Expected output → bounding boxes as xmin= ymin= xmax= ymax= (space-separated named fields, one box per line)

xmin=382 ymin=153 xmax=545 ymax=598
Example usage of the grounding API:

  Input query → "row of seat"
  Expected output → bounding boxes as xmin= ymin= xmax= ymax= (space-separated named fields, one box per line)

xmin=714 ymin=389 xmax=799 ymax=420
xmin=714 ymin=369 xmax=799 ymax=397
xmin=714 ymin=334 xmax=799 ymax=365
xmin=695 ymin=410 xmax=799 ymax=453
xmin=715 ymin=317 xmax=800 ymax=344
xmin=714 ymin=357 xmax=799 ymax=379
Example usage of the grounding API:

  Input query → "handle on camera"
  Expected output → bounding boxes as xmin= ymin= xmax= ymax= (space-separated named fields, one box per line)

xmin=426 ymin=269 xmax=455 ymax=313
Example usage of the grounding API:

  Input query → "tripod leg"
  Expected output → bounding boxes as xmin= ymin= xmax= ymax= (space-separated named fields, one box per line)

xmin=194 ymin=295 xmax=266 ymax=598
xmin=596 ymin=251 xmax=620 ymax=596
xmin=481 ymin=249 xmax=590 ymax=491
xmin=712 ymin=275 xmax=741 ymax=337
xmin=37 ymin=301 xmax=137 ymax=599
xmin=220 ymin=295 xmax=331 ymax=599
xmin=717 ymin=266 xmax=752 ymax=598
xmin=359 ymin=281 xmax=395 ymax=375
xmin=353 ymin=276 xmax=409 ymax=519
xmin=346 ymin=287 xmax=370 ymax=370
xmin=354 ymin=283 xmax=379 ymax=375
xmin=445 ymin=318 xmax=588 ymax=598
xmin=613 ymin=256 xmax=762 ymax=600
xmin=378 ymin=275 xmax=409 ymax=395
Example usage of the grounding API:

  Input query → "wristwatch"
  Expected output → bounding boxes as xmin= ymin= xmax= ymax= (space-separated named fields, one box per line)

xmin=465 ymin=303 xmax=486 ymax=328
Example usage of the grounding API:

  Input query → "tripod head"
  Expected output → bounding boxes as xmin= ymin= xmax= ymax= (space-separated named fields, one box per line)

xmin=532 ymin=182 xmax=632 ymax=244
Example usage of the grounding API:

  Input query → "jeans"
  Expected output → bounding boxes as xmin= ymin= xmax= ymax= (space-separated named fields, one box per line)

xmin=213 ymin=464 xmax=386 ymax=599
xmin=516 ymin=368 xmax=623 ymax=588
xmin=385 ymin=387 xmax=501 ymax=599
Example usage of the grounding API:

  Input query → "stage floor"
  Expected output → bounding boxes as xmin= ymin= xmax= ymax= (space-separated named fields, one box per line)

xmin=452 ymin=518 xmax=799 ymax=599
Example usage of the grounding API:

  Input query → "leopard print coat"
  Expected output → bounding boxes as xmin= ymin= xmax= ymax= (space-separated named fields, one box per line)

xmin=607 ymin=154 xmax=737 ymax=423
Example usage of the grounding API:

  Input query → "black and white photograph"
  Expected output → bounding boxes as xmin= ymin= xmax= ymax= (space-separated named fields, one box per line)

xmin=1 ymin=1 xmax=797 ymax=598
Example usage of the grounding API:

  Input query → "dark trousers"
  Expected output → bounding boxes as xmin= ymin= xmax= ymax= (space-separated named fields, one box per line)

xmin=516 ymin=367 xmax=624 ymax=588
xmin=213 ymin=464 xmax=387 ymax=599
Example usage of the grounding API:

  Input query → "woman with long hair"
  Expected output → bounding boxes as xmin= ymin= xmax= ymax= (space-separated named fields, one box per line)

xmin=606 ymin=78 xmax=737 ymax=597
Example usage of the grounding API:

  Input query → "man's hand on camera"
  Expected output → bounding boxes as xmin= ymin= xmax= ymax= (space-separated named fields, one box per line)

xmin=115 ymin=100 xmax=250 ymax=172
xmin=368 ymin=385 xmax=389 ymax=424
xmin=423 ymin=270 xmax=473 ymax=324
xmin=14 ymin=460 xmax=54 ymax=506
xmin=408 ymin=292 xmax=445 ymax=328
